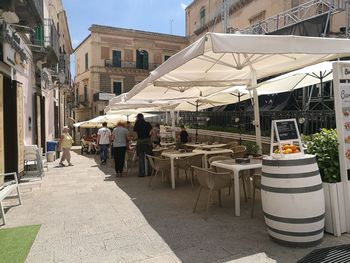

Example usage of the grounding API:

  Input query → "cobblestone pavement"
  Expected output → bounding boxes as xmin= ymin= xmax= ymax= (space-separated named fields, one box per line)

xmin=1 ymin=150 xmax=350 ymax=263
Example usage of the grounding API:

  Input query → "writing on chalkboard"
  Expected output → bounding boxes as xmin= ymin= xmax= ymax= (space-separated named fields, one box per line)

xmin=276 ymin=120 xmax=298 ymax=141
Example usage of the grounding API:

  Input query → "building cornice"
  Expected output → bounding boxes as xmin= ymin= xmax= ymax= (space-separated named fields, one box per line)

xmin=89 ymin=24 xmax=188 ymax=44
xmin=74 ymin=34 xmax=91 ymax=53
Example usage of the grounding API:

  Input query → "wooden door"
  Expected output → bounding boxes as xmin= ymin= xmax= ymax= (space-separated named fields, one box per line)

xmin=17 ymin=83 xmax=24 ymax=174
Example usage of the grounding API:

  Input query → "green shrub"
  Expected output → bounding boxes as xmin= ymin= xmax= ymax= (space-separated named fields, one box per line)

xmin=242 ymin=141 xmax=260 ymax=155
xmin=305 ymin=129 xmax=340 ymax=183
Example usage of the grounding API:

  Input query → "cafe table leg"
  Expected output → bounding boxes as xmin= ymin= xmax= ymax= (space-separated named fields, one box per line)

xmin=170 ymin=157 xmax=175 ymax=189
xmin=233 ymin=172 xmax=240 ymax=216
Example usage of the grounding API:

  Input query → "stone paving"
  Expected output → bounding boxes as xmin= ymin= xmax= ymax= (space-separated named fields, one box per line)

xmin=1 ymin=150 xmax=350 ymax=263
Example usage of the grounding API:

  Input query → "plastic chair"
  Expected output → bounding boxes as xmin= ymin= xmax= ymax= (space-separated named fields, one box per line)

xmin=24 ymin=145 xmax=45 ymax=179
xmin=146 ymin=155 xmax=171 ymax=189
xmin=192 ymin=166 xmax=232 ymax=217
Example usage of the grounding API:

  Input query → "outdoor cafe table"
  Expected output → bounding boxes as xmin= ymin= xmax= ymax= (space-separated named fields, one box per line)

xmin=160 ymin=142 xmax=176 ymax=147
xmin=192 ymin=148 xmax=233 ymax=168
xmin=185 ymin=143 xmax=227 ymax=150
xmin=211 ymin=159 xmax=262 ymax=216
xmin=161 ymin=148 xmax=233 ymax=189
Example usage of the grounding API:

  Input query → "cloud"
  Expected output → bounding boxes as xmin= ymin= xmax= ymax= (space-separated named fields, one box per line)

xmin=180 ymin=3 xmax=187 ymax=9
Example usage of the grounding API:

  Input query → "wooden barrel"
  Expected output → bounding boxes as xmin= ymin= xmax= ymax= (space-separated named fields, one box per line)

xmin=261 ymin=155 xmax=325 ymax=247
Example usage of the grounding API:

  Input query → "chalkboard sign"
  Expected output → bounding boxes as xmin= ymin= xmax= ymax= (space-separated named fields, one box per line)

xmin=276 ymin=120 xmax=298 ymax=141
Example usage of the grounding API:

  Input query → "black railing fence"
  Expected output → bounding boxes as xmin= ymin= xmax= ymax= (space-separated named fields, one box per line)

xmin=179 ymin=110 xmax=336 ymax=136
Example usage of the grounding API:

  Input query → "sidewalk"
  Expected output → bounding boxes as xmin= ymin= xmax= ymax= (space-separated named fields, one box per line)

xmin=2 ymin=151 xmax=350 ymax=262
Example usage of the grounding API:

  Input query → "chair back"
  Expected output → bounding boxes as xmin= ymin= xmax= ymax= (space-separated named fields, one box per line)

xmin=232 ymin=145 xmax=247 ymax=158
xmin=188 ymin=154 xmax=203 ymax=168
xmin=208 ymin=155 xmax=232 ymax=165
xmin=224 ymin=141 xmax=239 ymax=149
xmin=192 ymin=166 xmax=231 ymax=191
xmin=24 ymin=145 xmax=39 ymax=161
xmin=146 ymin=155 xmax=156 ymax=170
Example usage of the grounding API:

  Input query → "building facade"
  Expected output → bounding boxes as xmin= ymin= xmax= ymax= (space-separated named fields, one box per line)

xmin=186 ymin=0 xmax=347 ymax=42
xmin=0 ymin=0 xmax=72 ymax=175
xmin=73 ymin=25 xmax=188 ymax=124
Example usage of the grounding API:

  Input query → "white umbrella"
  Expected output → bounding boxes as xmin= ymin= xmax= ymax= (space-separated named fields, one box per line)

xmin=256 ymin=61 xmax=334 ymax=95
xmin=126 ymin=32 xmax=350 ymax=150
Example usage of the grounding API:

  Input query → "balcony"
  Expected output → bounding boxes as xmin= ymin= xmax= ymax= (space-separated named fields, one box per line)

xmin=93 ymin=92 xmax=116 ymax=102
xmin=12 ymin=0 xmax=43 ymax=27
xmin=104 ymin=59 xmax=160 ymax=71
xmin=31 ymin=19 xmax=59 ymax=65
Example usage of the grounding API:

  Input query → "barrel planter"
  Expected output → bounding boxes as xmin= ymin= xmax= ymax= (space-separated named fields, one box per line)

xmin=261 ymin=155 xmax=325 ymax=247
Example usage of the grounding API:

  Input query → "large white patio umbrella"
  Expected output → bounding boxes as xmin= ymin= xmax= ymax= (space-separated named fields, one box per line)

xmin=126 ymin=32 xmax=350 ymax=150
xmin=256 ymin=61 xmax=334 ymax=95
xmin=78 ymin=113 xmax=156 ymax=129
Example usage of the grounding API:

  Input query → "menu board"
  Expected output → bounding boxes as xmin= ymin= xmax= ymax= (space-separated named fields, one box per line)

xmin=338 ymin=83 xmax=350 ymax=169
xmin=276 ymin=120 xmax=298 ymax=141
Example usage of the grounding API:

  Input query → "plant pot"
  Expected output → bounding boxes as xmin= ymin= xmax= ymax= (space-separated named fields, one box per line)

xmin=323 ymin=182 xmax=347 ymax=236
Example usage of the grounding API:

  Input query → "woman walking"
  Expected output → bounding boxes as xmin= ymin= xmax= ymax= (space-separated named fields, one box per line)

xmin=59 ymin=126 xmax=74 ymax=166
xmin=112 ymin=121 xmax=130 ymax=176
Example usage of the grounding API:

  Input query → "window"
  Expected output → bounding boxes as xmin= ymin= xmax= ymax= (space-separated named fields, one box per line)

xmin=200 ymin=7 xmax=205 ymax=27
xmin=164 ymin=55 xmax=171 ymax=62
xmin=85 ymin=53 xmax=88 ymax=70
xmin=75 ymin=87 xmax=79 ymax=103
xmin=113 ymin=82 xmax=122 ymax=96
xmin=112 ymin=50 xmax=121 ymax=67
xmin=136 ymin=50 xmax=149 ymax=70
xmin=84 ymin=86 xmax=88 ymax=102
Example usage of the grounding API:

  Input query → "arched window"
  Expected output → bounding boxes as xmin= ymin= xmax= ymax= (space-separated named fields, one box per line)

xmin=136 ymin=50 xmax=149 ymax=70
xmin=200 ymin=7 xmax=205 ymax=27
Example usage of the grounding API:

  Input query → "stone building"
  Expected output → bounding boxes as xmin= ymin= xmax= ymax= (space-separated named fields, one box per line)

xmin=0 ymin=0 xmax=72 ymax=175
xmin=73 ymin=25 xmax=188 ymax=122
xmin=186 ymin=0 xmax=347 ymax=42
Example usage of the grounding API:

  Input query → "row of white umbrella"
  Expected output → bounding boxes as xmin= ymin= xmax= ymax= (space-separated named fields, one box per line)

xmin=105 ymin=32 xmax=350 ymax=150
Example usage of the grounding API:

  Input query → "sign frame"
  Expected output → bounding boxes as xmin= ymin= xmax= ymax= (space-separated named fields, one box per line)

xmin=270 ymin=118 xmax=304 ymax=158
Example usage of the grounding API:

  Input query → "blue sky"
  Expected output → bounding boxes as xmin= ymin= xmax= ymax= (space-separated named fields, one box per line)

xmin=62 ymin=0 xmax=192 ymax=49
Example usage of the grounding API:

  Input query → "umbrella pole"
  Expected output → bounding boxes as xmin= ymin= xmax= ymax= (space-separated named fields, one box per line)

xmin=196 ymin=101 xmax=199 ymax=143
xmin=251 ymin=72 xmax=262 ymax=154
xmin=238 ymin=93 xmax=242 ymax=145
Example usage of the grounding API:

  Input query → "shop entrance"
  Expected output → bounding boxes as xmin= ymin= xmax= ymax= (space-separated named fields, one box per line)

xmin=3 ymin=75 xmax=18 ymax=173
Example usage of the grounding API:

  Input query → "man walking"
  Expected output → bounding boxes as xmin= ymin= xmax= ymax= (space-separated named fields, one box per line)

xmin=97 ymin=122 xmax=111 ymax=165
xmin=133 ymin=113 xmax=153 ymax=177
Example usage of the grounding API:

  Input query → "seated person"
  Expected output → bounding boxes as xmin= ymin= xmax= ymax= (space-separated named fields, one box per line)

xmin=178 ymin=125 xmax=190 ymax=144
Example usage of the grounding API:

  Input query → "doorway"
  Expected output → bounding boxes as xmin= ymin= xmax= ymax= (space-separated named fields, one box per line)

xmin=3 ymin=76 xmax=18 ymax=173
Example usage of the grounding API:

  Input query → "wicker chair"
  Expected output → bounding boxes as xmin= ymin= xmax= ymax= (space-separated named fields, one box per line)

xmin=192 ymin=166 xmax=232 ymax=217
xmin=224 ymin=141 xmax=239 ymax=149
xmin=175 ymin=154 xmax=204 ymax=186
xmin=146 ymin=155 xmax=171 ymax=189
xmin=231 ymin=145 xmax=247 ymax=158
xmin=251 ymin=170 xmax=262 ymax=218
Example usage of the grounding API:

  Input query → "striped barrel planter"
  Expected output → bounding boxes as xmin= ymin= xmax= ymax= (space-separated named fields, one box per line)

xmin=261 ymin=155 xmax=325 ymax=247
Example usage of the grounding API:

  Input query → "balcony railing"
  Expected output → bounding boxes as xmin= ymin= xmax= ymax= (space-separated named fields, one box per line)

xmin=93 ymin=92 xmax=116 ymax=102
xmin=104 ymin=59 xmax=160 ymax=71
xmin=32 ymin=19 xmax=59 ymax=62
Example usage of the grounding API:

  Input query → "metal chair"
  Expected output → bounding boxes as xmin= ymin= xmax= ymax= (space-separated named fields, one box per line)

xmin=24 ymin=145 xmax=45 ymax=179
xmin=192 ymin=166 xmax=232 ymax=218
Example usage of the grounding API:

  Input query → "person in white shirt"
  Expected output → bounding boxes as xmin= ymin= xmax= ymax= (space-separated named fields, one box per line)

xmin=97 ymin=122 xmax=111 ymax=165
xmin=112 ymin=121 xmax=130 ymax=176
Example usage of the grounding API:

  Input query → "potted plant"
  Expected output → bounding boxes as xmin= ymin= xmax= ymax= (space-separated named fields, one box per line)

xmin=242 ymin=141 xmax=261 ymax=158
xmin=305 ymin=128 xmax=345 ymax=236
